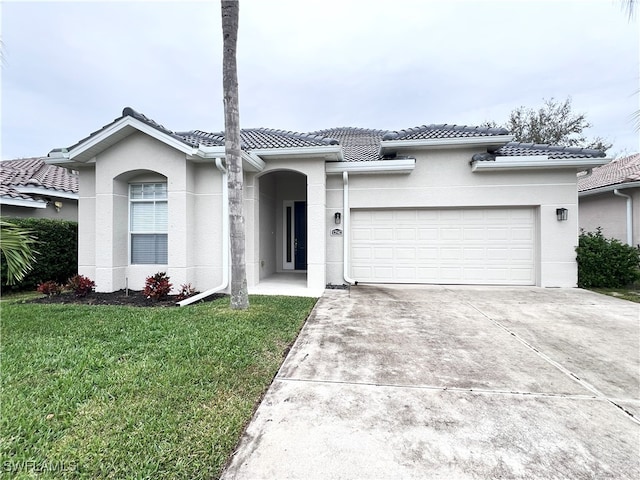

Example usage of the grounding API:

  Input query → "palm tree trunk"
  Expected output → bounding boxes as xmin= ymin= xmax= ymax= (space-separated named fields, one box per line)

xmin=221 ymin=0 xmax=249 ymax=309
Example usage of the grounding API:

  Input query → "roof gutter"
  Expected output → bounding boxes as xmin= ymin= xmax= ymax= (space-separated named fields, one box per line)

xmin=380 ymin=135 xmax=514 ymax=155
xmin=14 ymin=186 xmax=78 ymax=200
xmin=613 ymin=189 xmax=634 ymax=245
xmin=250 ymin=145 xmax=343 ymax=161
xmin=178 ymin=158 xmax=229 ymax=306
xmin=471 ymin=156 xmax=610 ymax=172
xmin=342 ymin=172 xmax=357 ymax=286
xmin=186 ymin=146 xmax=266 ymax=172
xmin=326 ymin=158 xmax=415 ymax=175
xmin=578 ymin=181 xmax=640 ymax=197
xmin=0 ymin=197 xmax=48 ymax=208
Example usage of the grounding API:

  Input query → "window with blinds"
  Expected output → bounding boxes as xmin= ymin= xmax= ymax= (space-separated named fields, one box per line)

xmin=130 ymin=183 xmax=168 ymax=264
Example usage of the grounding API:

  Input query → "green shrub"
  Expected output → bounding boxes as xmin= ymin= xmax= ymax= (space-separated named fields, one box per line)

xmin=576 ymin=228 xmax=640 ymax=288
xmin=1 ymin=218 xmax=77 ymax=291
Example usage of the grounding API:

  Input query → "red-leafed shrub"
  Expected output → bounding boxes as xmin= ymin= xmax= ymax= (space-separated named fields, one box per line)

xmin=37 ymin=280 xmax=62 ymax=297
xmin=143 ymin=272 xmax=172 ymax=301
xmin=176 ymin=283 xmax=198 ymax=301
xmin=67 ymin=274 xmax=96 ymax=297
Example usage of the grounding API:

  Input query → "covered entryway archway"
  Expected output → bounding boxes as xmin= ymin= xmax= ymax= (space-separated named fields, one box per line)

xmin=257 ymin=170 xmax=307 ymax=282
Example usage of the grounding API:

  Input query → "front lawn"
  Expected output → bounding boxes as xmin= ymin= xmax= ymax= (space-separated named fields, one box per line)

xmin=0 ymin=296 xmax=316 ymax=479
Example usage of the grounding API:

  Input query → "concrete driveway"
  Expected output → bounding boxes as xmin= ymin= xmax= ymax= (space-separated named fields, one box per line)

xmin=222 ymin=285 xmax=640 ymax=479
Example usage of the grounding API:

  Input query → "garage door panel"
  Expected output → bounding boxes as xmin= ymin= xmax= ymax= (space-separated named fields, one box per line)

xmin=418 ymin=247 xmax=438 ymax=260
xmin=351 ymin=208 xmax=536 ymax=285
xmin=510 ymin=248 xmax=534 ymax=261
xmin=396 ymin=229 xmax=416 ymax=240
xmin=487 ymin=228 xmax=508 ymax=241
xmin=464 ymin=228 xmax=486 ymax=241
xmin=463 ymin=247 xmax=487 ymax=261
xmin=374 ymin=229 xmax=394 ymax=240
xmin=374 ymin=247 xmax=394 ymax=260
xmin=417 ymin=267 xmax=438 ymax=281
xmin=352 ymin=228 xmax=373 ymax=241
xmin=512 ymin=227 xmax=534 ymax=241
xmin=418 ymin=228 xmax=438 ymax=240
xmin=511 ymin=268 xmax=535 ymax=281
xmin=352 ymin=246 xmax=373 ymax=261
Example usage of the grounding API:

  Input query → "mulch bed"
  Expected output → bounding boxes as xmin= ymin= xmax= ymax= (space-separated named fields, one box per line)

xmin=28 ymin=290 xmax=226 ymax=307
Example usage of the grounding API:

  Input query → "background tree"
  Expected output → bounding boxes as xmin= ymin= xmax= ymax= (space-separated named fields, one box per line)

xmin=621 ymin=0 xmax=639 ymax=131
xmin=484 ymin=97 xmax=612 ymax=152
xmin=221 ymin=0 xmax=249 ymax=310
xmin=0 ymin=220 xmax=37 ymax=285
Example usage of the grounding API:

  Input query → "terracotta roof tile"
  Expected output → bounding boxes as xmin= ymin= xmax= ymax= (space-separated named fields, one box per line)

xmin=578 ymin=153 xmax=640 ymax=191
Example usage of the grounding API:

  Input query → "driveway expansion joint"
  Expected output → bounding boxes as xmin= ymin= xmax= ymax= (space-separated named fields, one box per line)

xmin=275 ymin=376 xmax=608 ymax=401
xmin=463 ymin=298 xmax=640 ymax=426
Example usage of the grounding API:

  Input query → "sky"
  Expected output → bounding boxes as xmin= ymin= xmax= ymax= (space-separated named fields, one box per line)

xmin=1 ymin=0 xmax=638 ymax=160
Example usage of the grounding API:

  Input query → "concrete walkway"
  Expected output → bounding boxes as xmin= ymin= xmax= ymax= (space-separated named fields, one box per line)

xmin=222 ymin=285 xmax=640 ymax=479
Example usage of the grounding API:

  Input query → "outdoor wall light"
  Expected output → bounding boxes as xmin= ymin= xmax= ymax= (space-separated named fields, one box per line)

xmin=334 ymin=212 xmax=341 ymax=224
xmin=556 ymin=208 xmax=568 ymax=221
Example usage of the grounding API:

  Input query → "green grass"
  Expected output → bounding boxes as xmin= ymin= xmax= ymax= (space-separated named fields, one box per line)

xmin=591 ymin=287 xmax=640 ymax=303
xmin=0 ymin=290 xmax=41 ymax=303
xmin=0 ymin=296 xmax=316 ymax=479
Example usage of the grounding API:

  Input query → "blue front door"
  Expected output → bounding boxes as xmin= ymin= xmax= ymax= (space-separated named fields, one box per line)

xmin=294 ymin=201 xmax=307 ymax=270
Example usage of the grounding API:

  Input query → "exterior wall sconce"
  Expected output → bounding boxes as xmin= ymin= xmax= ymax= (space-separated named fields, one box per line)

xmin=334 ymin=212 xmax=341 ymax=224
xmin=54 ymin=201 xmax=63 ymax=212
xmin=556 ymin=208 xmax=568 ymax=221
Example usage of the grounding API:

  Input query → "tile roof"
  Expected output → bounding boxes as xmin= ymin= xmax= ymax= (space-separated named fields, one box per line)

xmin=0 ymin=157 xmax=78 ymax=201
xmin=55 ymin=108 xmax=608 ymax=164
xmin=578 ymin=153 xmax=640 ymax=191
xmin=382 ymin=124 xmax=510 ymax=141
xmin=493 ymin=142 xmax=608 ymax=159
xmin=310 ymin=128 xmax=386 ymax=162
xmin=176 ymin=128 xmax=339 ymax=150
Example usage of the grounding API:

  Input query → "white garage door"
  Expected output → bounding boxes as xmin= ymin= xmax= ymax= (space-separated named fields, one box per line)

xmin=351 ymin=208 xmax=536 ymax=285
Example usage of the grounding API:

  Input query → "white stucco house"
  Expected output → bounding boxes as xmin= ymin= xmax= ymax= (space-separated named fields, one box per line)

xmin=578 ymin=153 xmax=639 ymax=247
xmin=45 ymin=107 xmax=609 ymax=300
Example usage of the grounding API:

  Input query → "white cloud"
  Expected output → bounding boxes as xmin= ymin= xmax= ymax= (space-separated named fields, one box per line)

xmin=1 ymin=0 xmax=638 ymax=159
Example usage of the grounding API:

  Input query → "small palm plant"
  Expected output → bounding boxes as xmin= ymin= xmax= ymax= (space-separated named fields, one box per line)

xmin=0 ymin=220 xmax=38 ymax=285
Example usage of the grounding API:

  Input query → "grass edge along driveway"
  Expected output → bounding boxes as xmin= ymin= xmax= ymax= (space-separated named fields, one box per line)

xmin=1 ymin=295 xmax=317 ymax=479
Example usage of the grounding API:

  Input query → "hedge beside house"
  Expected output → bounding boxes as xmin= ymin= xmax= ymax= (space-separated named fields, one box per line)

xmin=576 ymin=228 xmax=640 ymax=288
xmin=1 ymin=218 xmax=78 ymax=291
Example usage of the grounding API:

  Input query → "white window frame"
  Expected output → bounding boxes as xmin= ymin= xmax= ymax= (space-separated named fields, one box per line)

xmin=129 ymin=182 xmax=168 ymax=265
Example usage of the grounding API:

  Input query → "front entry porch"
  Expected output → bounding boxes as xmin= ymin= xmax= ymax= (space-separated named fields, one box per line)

xmin=249 ymin=272 xmax=324 ymax=297
xmin=246 ymin=161 xmax=327 ymax=294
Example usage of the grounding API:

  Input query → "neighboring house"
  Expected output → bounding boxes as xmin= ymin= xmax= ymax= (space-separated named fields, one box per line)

xmin=578 ymin=153 xmax=640 ymax=247
xmin=45 ymin=107 xmax=608 ymax=296
xmin=0 ymin=157 xmax=79 ymax=221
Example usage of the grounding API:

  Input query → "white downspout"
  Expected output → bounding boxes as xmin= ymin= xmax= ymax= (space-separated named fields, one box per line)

xmin=343 ymin=171 xmax=357 ymax=285
xmin=178 ymin=158 xmax=229 ymax=306
xmin=613 ymin=189 xmax=633 ymax=245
